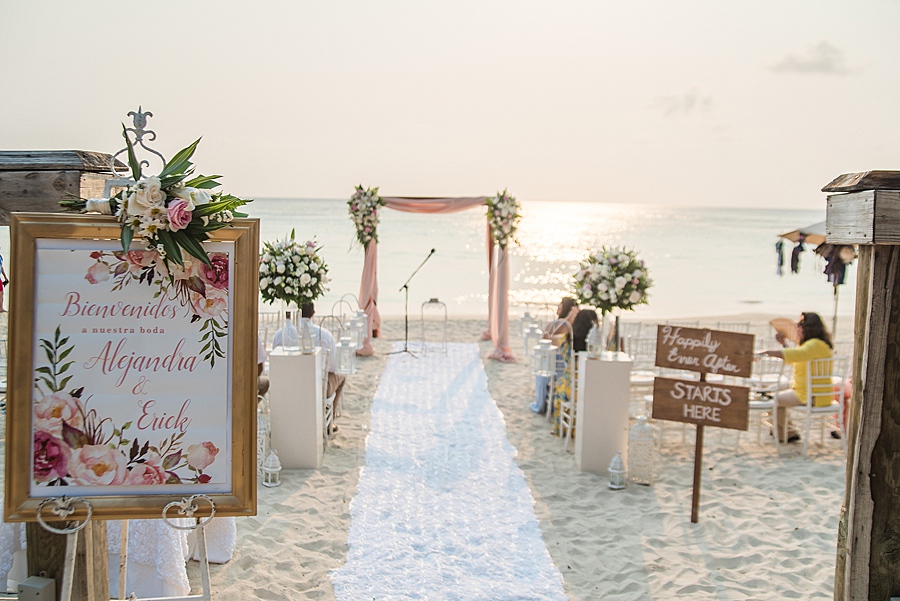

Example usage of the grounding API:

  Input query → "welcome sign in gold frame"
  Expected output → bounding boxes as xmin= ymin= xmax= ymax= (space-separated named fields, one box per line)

xmin=4 ymin=213 xmax=259 ymax=521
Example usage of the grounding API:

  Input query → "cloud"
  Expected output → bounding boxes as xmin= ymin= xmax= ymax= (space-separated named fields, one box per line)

xmin=769 ymin=41 xmax=852 ymax=75
xmin=650 ymin=89 xmax=713 ymax=117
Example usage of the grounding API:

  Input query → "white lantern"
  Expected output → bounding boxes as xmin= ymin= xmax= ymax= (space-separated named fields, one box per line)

xmin=524 ymin=324 xmax=542 ymax=357
xmin=299 ymin=317 xmax=315 ymax=354
xmin=354 ymin=310 xmax=368 ymax=348
xmin=262 ymin=450 xmax=282 ymax=487
xmin=532 ymin=340 xmax=557 ymax=377
xmin=520 ymin=311 xmax=537 ymax=337
xmin=628 ymin=415 xmax=656 ymax=485
xmin=586 ymin=323 xmax=603 ymax=359
xmin=335 ymin=335 xmax=355 ymax=375
xmin=608 ymin=451 xmax=627 ymax=490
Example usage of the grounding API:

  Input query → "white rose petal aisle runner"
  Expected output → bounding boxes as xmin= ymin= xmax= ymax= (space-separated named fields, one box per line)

xmin=332 ymin=343 xmax=566 ymax=600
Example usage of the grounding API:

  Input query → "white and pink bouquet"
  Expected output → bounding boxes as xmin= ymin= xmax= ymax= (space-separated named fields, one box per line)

xmin=573 ymin=246 xmax=652 ymax=315
xmin=259 ymin=231 xmax=330 ymax=307
xmin=61 ymin=134 xmax=251 ymax=271
xmin=486 ymin=189 xmax=521 ymax=250
xmin=348 ymin=185 xmax=385 ymax=246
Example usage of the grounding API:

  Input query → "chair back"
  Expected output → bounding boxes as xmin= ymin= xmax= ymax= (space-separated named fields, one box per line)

xmin=317 ymin=315 xmax=343 ymax=343
xmin=805 ymin=356 xmax=846 ymax=407
xmin=629 ymin=337 xmax=658 ymax=372
xmin=716 ymin=321 xmax=751 ymax=333
xmin=750 ymin=355 xmax=785 ymax=396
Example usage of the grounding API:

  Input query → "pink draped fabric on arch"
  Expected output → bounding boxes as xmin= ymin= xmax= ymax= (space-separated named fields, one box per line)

xmin=356 ymin=196 xmax=516 ymax=362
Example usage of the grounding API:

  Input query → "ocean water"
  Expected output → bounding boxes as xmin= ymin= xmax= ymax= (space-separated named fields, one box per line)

xmin=0 ymin=200 xmax=853 ymax=322
xmin=244 ymin=199 xmax=854 ymax=322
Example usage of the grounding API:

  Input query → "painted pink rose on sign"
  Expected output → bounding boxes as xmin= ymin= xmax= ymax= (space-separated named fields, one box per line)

xmin=186 ymin=441 xmax=219 ymax=471
xmin=125 ymin=462 xmax=170 ymax=485
xmin=167 ymin=198 xmax=193 ymax=232
xmin=85 ymin=262 xmax=111 ymax=284
xmin=124 ymin=250 xmax=157 ymax=275
xmin=191 ymin=285 xmax=227 ymax=319
xmin=202 ymin=254 xmax=229 ymax=290
xmin=33 ymin=430 xmax=71 ymax=482
xmin=69 ymin=445 xmax=129 ymax=486
xmin=33 ymin=392 xmax=84 ymax=437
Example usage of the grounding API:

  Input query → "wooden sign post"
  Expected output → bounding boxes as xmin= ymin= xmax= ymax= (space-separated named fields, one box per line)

xmin=651 ymin=325 xmax=755 ymax=522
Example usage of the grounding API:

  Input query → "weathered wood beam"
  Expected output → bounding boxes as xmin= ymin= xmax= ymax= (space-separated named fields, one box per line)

xmin=826 ymin=190 xmax=900 ymax=245
xmin=823 ymin=170 xmax=900 ymax=193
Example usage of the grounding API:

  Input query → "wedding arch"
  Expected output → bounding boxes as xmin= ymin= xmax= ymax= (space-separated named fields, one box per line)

xmin=349 ymin=188 xmax=519 ymax=362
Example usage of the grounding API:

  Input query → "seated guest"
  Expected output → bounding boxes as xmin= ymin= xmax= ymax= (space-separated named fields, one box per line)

xmin=258 ymin=336 xmax=269 ymax=399
xmin=572 ymin=309 xmax=599 ymax=353
xmin=530 ymin=297 xmax=579 ymax=415
xmin=301 ymin=303 xmax=346 ymax=433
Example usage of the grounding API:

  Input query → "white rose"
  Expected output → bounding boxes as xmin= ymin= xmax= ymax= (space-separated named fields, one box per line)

xmin=299 ymin=273 xmax=311 ymax=286
xmin=582 ymin=289 xmax=593 ymax=299
xmin=259 ymin=277 xmax=269 ymax=289
xmin=128 ymin=177 xmax=166 ymax=217
xmin=597 ymin=282 xmax=609 ymax=292
xmin=284 ymin=286 xmax=293 ymax=294
xmin=615 ymin=276 xmax=627 ymax=291
xmin=274 ymin=276 xmax=282 ymax=286
xmin=171 ymin=186 xmax=212 ymax=211
xmin=310 ymin=277 xmax=317 ymax=285
xmin=629 ymin=290 xmax=643 ymax=304
xmin=276 ymin=263 xmax=285 ymax=274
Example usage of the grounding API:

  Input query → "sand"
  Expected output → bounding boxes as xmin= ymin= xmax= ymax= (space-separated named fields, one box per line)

xmin=1 ymin=312 xmax=850 ymax=600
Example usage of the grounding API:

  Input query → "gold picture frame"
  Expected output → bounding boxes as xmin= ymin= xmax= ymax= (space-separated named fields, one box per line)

xmin=4 ymin=213 xmax=259 ymax=521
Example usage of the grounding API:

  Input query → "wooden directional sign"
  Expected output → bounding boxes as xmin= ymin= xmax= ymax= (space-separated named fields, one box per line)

xmin=655 ymin=325 xmax=754 ymax=378
xmin=652 ymin=377 xmax=750 ymax=431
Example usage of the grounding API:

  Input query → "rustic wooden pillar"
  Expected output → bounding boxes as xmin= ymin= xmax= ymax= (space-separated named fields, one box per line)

xmin=3 ymin=149 xmax=119 ymax=599
xmin=823 ymin=172 xmax=900 ymax=600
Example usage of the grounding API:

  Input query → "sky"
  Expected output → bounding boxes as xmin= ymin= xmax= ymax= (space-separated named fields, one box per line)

xmin=2 ymin=1 xmax=899 ymax=209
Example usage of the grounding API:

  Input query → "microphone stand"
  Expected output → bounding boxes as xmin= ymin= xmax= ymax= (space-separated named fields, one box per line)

xmin=389 ymin=249 xmax=436 ymax=356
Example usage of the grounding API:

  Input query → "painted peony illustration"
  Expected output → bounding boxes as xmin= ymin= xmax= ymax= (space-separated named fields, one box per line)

xmin=32 ymin=325 xmax=219 ymax=487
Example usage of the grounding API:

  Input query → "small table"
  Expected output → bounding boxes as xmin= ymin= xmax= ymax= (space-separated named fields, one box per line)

xmin=575 ymin=351 xmax=633 ymax=474
xmin=267 ymin=348 xmax=323 ymax=469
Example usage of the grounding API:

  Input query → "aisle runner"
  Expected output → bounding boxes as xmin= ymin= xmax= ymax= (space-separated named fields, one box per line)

xmin=332 ymin=343 xmax=566 ymax=600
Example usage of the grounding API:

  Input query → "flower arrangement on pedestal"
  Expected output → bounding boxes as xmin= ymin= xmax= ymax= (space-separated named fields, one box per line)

xmin=258 ymin=231 xmax=330 ymax=307
xmin=61 ymin=134 xmax=251 ymax=271
xmin=486 ymin=189 xmax=521 ymax=250
xmin=348 ymin=185 xmax=385 ymax=246
xmin=573 ymin=246 xmax=652 ymax=315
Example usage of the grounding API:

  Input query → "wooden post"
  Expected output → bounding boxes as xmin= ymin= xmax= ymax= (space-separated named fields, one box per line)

xmin=0 ymin=150 xmax=123 ymax=226
xmin=822 ymin=171 xmax=900 ymax=600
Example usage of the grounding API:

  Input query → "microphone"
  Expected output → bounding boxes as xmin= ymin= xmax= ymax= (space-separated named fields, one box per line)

xmin=430 ymin=248 xmax=436 ymax=255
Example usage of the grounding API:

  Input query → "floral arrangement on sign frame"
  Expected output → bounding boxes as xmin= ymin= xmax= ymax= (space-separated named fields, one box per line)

xmin=348 ymin=185 xmax=385 ymax=246
xmin=61 ymin=131 xmax=251 ymax=272
xmin=258 ymin=230 xmax=330 ymax=308
xmin=486 ymin=189 xmax=521 ymax=250
xmin=573 ymin=246 xmax=652 ymax=315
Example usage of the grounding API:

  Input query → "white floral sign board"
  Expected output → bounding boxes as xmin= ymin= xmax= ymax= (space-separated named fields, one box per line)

xmin=30 ymin=239 xmax=232 ymax=498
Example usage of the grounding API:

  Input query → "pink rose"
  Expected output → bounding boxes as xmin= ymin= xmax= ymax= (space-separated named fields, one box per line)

xmin=186 ymin=441 xmax=219 ymax=471
xmin=167 ymin=198 xmax=193 ymax=232
xmin=125 ymin=462 xmax=169 ymax=485
xmin=34 ymin=392 xmax=84 ymax=437
xmin=124 ymin=250 xmax=157 ymax=275
xmin=85 ymin=262 xmax=111 ymax=284
xmin=69 ymin=445 xmax=128 ymax=486
xmin=201 ymin=253 xmax=229 ymax=290
xmin=33 ymin=430 xmax=71 ymax=482
xmin=190 ymin=285 xmax=227 ymax=319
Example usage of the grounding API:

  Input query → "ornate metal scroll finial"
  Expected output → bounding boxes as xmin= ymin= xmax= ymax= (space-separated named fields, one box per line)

xmin=163 ymin=494 xmax=217 ymax=530
xmin=35 ymin=496 xmax=93 ymax=535
xmin=108 ymin=106 xmax=168 ymax=188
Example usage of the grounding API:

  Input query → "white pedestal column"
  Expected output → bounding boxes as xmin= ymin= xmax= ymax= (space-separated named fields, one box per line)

xmin=575 ymin=351 xmax=633 ymax=474
xmin=268 ymin=348 xmax=323 ymax=469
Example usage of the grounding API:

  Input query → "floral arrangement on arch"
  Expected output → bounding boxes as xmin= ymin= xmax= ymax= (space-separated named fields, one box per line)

xmin=348 ymin=185 xmax=385 ymax=246
xmin=32 ymin=327 xmax=219 ymax=487
xmin=61 ymin=133 xmax=252 ymax=271
xmin=486 ymin=189 xmax=521 ymax=250
xmin=573 ymin=246 xmax=653 ymax=315
xmin=259 ymin=231 xmax=330 ymax=307
xmin=84 ymin=248 xmax=230 ymax=367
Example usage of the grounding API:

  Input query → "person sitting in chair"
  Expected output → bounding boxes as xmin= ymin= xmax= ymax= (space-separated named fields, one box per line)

xmin=529 ymin=297 xmax=579 ymax=415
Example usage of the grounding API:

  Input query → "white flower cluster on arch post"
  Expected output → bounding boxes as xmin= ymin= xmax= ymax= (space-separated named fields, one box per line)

xmin=486 ymin=189 xmax=521 ymax=250
xmin=348 ymin=185 xmax=385 ymax=247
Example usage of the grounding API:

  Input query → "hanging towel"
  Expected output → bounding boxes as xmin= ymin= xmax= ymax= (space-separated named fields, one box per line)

xmin=775 ymin=240 xmax=784 ymax=276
